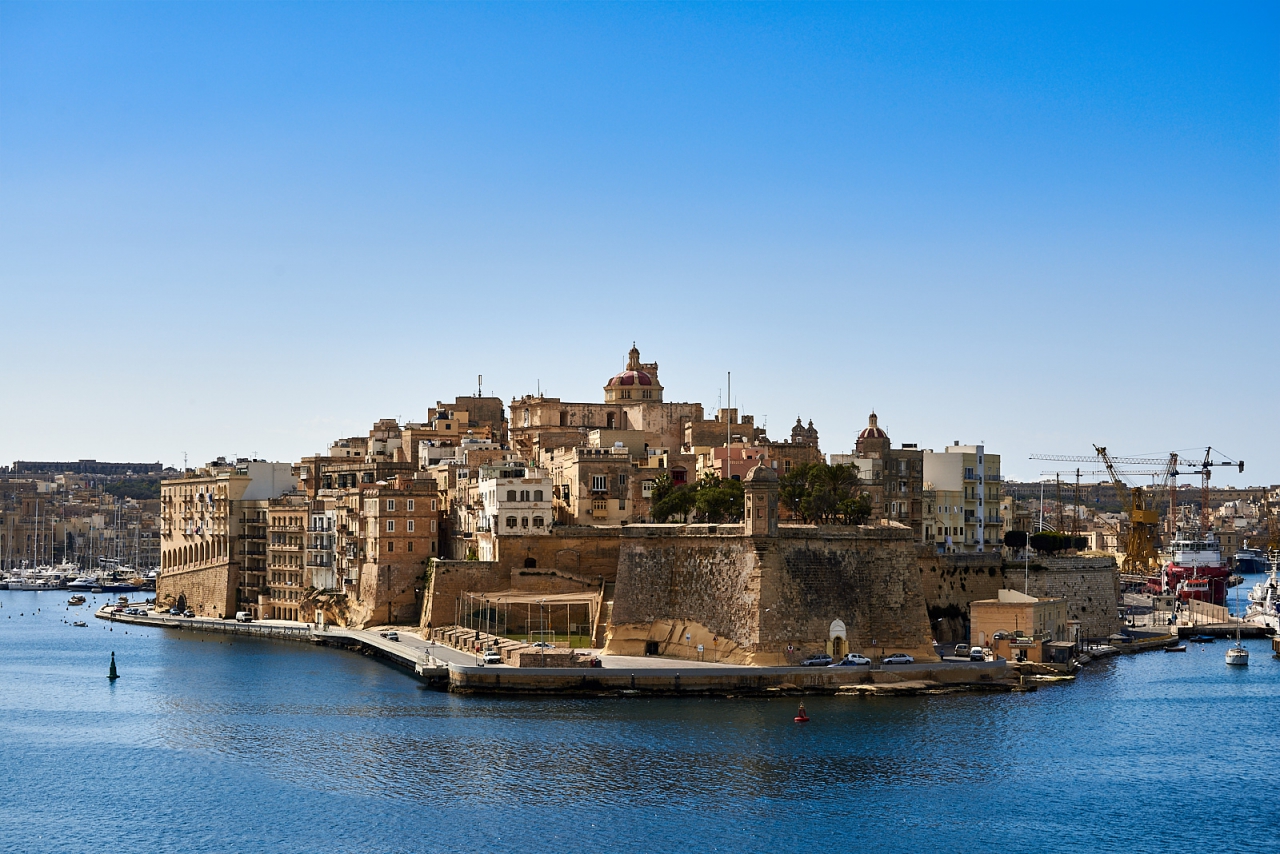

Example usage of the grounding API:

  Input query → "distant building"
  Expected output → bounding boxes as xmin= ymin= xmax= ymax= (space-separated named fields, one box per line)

xmin=922 ymin=442 xmax=1001 ymax=553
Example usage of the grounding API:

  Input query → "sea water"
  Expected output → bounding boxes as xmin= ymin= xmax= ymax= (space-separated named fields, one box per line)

xmin=1 ymin=589 xmax=1276 ymax=854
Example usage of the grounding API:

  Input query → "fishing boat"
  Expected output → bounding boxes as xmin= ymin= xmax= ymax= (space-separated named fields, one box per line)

xmin=72 ymin=621 xmax=87 ymax=628
xmin=68 ymin=594 xmax=86 ymax=606
xmin=1163 ymin=643 xmax=1187 ymax=653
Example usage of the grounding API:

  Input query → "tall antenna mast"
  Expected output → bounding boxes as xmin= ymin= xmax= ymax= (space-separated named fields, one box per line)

xmin=477 ymin=375 xmax=483 ymax=397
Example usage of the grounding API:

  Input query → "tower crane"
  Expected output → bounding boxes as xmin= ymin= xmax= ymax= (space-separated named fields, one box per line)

xmin=1178 ymin=447 xmax=1244 ymax=532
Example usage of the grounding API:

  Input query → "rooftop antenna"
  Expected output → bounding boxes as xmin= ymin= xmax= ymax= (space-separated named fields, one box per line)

xmin=477 ymin=375 xmax=483 ymax=397
xmin=183 ymin=452 xmax=187 ymax=473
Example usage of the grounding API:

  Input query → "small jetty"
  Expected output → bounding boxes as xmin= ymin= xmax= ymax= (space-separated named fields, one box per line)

xmin=1176 ymin=623 xmax=1272 ymax=639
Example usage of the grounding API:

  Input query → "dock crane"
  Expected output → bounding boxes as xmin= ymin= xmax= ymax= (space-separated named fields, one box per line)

xmin=1030 ymin=450 xmax=1168 ymax=573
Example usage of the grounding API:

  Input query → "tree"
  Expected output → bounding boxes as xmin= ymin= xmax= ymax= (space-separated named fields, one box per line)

xmin=1004 ymin=531 xmax=1028 ymax=549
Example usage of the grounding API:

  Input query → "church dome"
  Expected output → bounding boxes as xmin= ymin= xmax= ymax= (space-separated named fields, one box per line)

xmin=744 ymin=462 xmax=778 ymax=483
xmin=607 ymin=370 xmax=653 ymax=387
xmin=858 ymin=413 xmax=888 ymax=440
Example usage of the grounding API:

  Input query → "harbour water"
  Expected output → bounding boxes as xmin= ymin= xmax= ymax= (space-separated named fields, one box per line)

xmin=2 ymin=589 xmax=1277 ymax=854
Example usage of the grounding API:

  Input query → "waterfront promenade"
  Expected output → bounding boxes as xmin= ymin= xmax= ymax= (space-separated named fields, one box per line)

xmin=96 ymin=603 xmax=1012 ymax=696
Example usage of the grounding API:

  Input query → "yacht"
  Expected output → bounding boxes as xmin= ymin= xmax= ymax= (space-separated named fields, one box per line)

xmin=1234 ymin=543 xmax=1271 ymax=575
xmin=1244 ymin=556 xmax=1279 ymax=632
xmin=1226 ymin=581 xmax=1250 ymax=666
xmin=67 ymin=575 xmax=101 ymax=591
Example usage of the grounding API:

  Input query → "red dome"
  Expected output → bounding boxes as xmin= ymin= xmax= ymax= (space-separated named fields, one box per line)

xmin=858 ymin=413 xmax=887 ymax=439
xmin=608 ymin=370 xmax=652 ymax=387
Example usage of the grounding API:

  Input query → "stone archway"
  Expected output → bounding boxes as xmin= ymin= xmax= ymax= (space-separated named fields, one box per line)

xmin=830 ymin=619 xmax=848 ymax=659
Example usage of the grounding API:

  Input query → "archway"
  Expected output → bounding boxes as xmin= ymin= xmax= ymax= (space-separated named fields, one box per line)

xmin=829 ymin=618 xmax=848 ymax=659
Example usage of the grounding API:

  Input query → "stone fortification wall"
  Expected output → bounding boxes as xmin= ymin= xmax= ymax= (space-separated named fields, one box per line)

xmin=156 ymin=562 xmax=238 ymax=619
xmin=1020 ymin=556 xmax=1122 ymax=640
xmin=919 ymin=552 xmax=1008 ymax=644
xmin=608 ymin=537 xmax=759 ymax=661
xmin=349 ymin=560 xmax=429 ymax=628
xmin=765 ymin=528 xmax=936 ymax=663
xmin=422 ymin=560 xmax=511 ymax=629
xmin=608 ymin=525 xmax=936 ymax=665
xmin=494 ymin=529 xmax=622 ymax=581
xmin=918 ymin=551 xmax=1121 ymax=643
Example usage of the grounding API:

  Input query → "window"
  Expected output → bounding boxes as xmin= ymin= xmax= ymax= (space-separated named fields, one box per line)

xmin=407 ymin=499 xmax=414 ymax=512
xmin=431 ymin=499 xmax=437 ymax=511
xmin=386 ymin=520 xmax=395 ymax=532
xmin=618 ymin=474 xmax=627 ymax=486
xmin=507 ymin=490 xmax=517 ymax=501
xmin=533 ymin=516 xmax=544 ymax=527
xmin=641 ymin=480 xmax=654 ymax=497
xmin=618 ymin=499 xmax=626 ymax=510
xmin=430 ymin=519 xmax=437 ymax=532
xmin=521 ymin=517 xmax=529 ymax=528
xmin=591 ymin=475 xmax=607 ymax=492
xmin=520 ymin=490 xmax=530 ymax=502
xmin=407 ymin=520 xmax=415 ymax=533
xmin=386 ymin=499 xmax=395 ymax=511
xmin=506 ymin=516 xmax=517 ymax=528
xmin=407 ymin=541 xmax=414 ymax=552
xmin=533 ymin=490 xmax=543 ymax=502
xmin=385 ymin=541 xmax=393 ymax=553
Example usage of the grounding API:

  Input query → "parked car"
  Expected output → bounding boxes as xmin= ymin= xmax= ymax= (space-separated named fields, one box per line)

xmin=235 ymin=611 xmax=253 ymax=623
xmin=829 ymin=654 xmax=872 ymax=667
xmin=183 ymin=609 xmax=194 ymax=618
xmin=385 ymin=631 xmax=399 ymax=641
xmin=483 ymin=651 xmax=501 ymax=664
xmin=801 ymin=653 xmax=833 ymax=667
xmin=953 ymin=644 xmax=970 ymax=658
xmin=882 ymin=653 xmax=915 ymax=665
xmin=969 ymin=647 xmax=987 ymax=662
xmin=169 ymin=607 xmax=182 ymax=616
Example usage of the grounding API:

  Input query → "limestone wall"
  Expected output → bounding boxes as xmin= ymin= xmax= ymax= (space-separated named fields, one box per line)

xmin=155 ymin=562 xmax=238 ymax=619
xmin=1021 ymin=556 xmax=1122 ymax=640
xmin=608 ymin=526 xmax=936 ymax=665
xmin=919 ymin=551 xmax=1121 ymax=643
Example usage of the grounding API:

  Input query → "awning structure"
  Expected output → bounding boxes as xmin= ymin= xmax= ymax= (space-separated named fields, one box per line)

xmin=458 ymin=589 xmax=604 ymax=638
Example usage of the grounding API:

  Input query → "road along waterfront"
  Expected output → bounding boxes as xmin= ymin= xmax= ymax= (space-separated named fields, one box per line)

xmin=3 ymin=588 xmax=1278 ymax=854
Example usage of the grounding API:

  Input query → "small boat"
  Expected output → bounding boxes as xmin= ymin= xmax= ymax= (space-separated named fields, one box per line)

xmin=72 ymin=621 xmax=87 ymax=628
xmin=794 ymin=702 xmax=809 ymax=723
xmin=68 ymin=595 xmax=86 ymax=606
xmin=1163 ymin=644 xmax=1186 ymax=653
xmin=1226 ymin=585 xmax=1249 ymax=666
xmin=1190 ymin=635 xmax=1216 ymax=643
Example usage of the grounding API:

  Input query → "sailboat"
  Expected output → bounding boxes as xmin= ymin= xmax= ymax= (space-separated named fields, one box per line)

xmin=1226 ymin=581 xmax=1249 ymax=666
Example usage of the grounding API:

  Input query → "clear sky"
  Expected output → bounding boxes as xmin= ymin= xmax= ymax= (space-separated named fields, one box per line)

xmin=2 ymin=2 xmax=1276 ymax=486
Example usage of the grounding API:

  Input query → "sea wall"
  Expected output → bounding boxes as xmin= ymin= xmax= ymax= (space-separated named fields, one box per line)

xmin=155 ymin=561 xmax=238 ymax=619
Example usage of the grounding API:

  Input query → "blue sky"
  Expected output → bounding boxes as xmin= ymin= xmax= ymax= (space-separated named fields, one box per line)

xmin=2 ymin=2 xmax=1276 ymax=486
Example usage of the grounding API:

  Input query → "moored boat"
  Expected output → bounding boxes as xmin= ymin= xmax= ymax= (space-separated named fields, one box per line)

xmin=1162 ymin=532 xmax=1230 ymax=607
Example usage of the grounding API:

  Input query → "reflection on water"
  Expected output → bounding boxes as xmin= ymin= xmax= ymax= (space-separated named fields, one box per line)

xmin=1 ymin=590 xmax=1277 ymax=854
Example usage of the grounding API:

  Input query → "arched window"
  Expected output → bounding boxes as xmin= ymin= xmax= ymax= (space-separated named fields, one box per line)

xmin=533 ymin=490 xmax=543 ymax=502
xmin=524 ymin=557 xmax=537 ymax=568
xmin=506 ymin=490 xmax=517 ymax=502
xmin=506 ymin=516 xmax=517 ymax=528
xmin=521 ymin=517 xmax=529 ymax=528
xmin=533 ymin=516 xmax=544 ymax=528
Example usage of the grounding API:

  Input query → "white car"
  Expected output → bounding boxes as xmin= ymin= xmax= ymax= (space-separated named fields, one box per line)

xmin=881 ymin=653 xmax=915 ymax=665
xmin=483 ymin=652 xmax=501 ymax=664
xmin=829 ymin=654 xmax=872 ymax=667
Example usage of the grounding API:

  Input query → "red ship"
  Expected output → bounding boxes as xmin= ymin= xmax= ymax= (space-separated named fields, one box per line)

xmin=1157 ymin=531 xmax=1230 ymax=607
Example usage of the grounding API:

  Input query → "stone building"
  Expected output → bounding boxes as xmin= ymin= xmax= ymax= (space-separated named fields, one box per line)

xmin=508 ymin=345 xmax=704 ymax=459
xmin=969 ymin=589 xmax=1070 ymax=662
xmin=265 ymin=493 xmax=310 ymax=621
xmin=346 ymin=476 xmax=442 ymax=626
xmin=157 ymin=461 xmax=296 ymax=618
xmin=830 ymin=413 xmax=924 ymax=537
